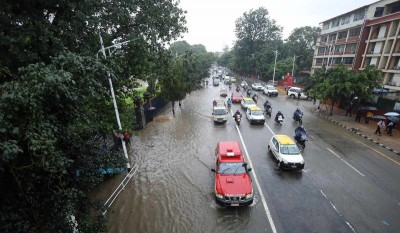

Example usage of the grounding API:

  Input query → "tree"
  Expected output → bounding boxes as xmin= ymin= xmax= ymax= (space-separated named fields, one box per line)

xmin=265 ymin=58 xmax=293 ymax=80
xmin=233 ymin=7 xmax=282 ymax=76
xmin=308 ymin=65 xmax=380 ymax=115
xmin=285 ymin=26 xmax=321 ymax=74
xmin=0 ymin=53 xmax=128 ymax=232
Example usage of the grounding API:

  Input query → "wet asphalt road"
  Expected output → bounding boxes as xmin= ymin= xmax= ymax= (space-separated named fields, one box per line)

xmin=102 ymin=77 xmax=400 ymax=233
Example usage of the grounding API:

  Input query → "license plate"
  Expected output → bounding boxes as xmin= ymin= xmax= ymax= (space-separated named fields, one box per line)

xmin=231 ymin=204 xmax=239 ymax=207
xmin=292 ymin=165 xmax=297 ymax=168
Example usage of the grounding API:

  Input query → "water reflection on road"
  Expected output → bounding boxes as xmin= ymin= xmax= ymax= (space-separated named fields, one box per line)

xmin=103 ymin=83 xmax=269 ymax=233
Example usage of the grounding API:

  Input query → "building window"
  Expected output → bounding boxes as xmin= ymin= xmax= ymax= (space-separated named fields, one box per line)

xmin=320 ymin=35 xmax=327 ymax=42
xmin=334 ymin=45 xmax=345 ymax=54
xmin=323 ymin=23 xmax=330 ymax=30
xmin=374 ymin=7 xmax=384 ymax=17
xmin=333 ymin=58 xmax=342 ymax=64
xmin=345 ymin=44 xmax=357 ymax=54
xmin=318 ymin=47 xmax=326 ymax=54
xmin=331 ymin=18 xmax=340 ymax=28
xmin=328 ymin=34 xmax=336 ymax=41
xmin=343 ymin=57 xmax=354 ymax=65
xmin=341 ymin=15 xmax=350 ymax=25
xmin=353 ymin=10 xmax=365 ymax=21
xmin=388 ymin=1 xmax=400 ymax=14
xmin=316 ymin=58 xmax=323 ymax=65
xmin=338 ymin=31 xmax=347 ymax=39
xmin=349 ymin=27 xmax=361 ymax=37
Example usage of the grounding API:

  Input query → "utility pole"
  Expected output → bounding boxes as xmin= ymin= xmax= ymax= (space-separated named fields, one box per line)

xmin=292 ymin=55 xmax=303 ymax=77
xmin=272 ymin=50 xmax=279 ymax=85
xmin=99 ymin=34 xmax=132 ymax=171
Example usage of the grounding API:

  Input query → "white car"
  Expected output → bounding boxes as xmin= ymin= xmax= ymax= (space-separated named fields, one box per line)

xmin=263 ymin=85 xmax=279 ymax=97
xmin=246 ymin=106 xmax=265 ymax=124
xmin=241 ymin=81 xmax=248 ymax=87
xmin=240 ymin=98 xmax=256 ymax=109
xmin=268 ymin=135 xmax=305 ymax=170
xmin=287 ymin=87 xmax=311 ymax=100
xmin=252 ymin=83 xmax=264 ymax=91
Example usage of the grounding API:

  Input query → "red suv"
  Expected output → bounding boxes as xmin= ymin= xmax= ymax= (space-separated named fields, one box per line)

xmin=211 ymin=141 xmax=253 ymax=206
xmin=231 ymin=92 xmax=243 ymax=103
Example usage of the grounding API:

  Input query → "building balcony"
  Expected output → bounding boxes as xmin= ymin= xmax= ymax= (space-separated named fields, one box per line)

xmin=347 ymin=36 xmax=359 ymax=42
xmin=369 ymin=37 xmax=387 ymax=42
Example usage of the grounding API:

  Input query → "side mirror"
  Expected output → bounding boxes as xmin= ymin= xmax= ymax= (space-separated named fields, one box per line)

xmin=211 ymin=168 xmax=216 ymax=172
xmin=247 ymin=168 xmax=252 ymax=172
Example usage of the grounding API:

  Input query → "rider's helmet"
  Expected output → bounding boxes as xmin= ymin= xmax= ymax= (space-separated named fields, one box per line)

xmin=297 ymin=108 xmax=300 ymax=111
xmin=278 ymin=111 xmax=281 ymax=114
xmin=236 ymin=110 xmax=240 ymax=114
xmin=299 ymin=125 xmax=304 ymax=129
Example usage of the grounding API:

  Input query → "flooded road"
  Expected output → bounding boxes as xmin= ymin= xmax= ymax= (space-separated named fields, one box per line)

xmin=101 ymin=77 xmax=400 ymax=233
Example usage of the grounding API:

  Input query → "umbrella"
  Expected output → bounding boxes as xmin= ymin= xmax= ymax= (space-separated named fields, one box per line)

xmin=359 ymin=106 xmax=378 ymax=111
xmin=388 ymin=116 xmax=400 ymax=123
xmin=384 ymin=112 xmax=400 ymax=117
xmin=372 ymin=115 xmax=386 ymax=120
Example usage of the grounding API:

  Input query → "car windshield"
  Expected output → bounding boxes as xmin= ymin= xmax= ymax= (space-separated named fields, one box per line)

xmin=232 ymin=93 xmax=241 ymax=97
xmin=254 ymin=83 xmax=261 ymax=86
xmin=214 ymin=109 xmax=227 ymax=115
xmin=280 ymin=144 xmax=300 ymax=155
xmin=267 ymin=86 xmax=276 ymax=90
xmin=218 ymin=162 xmax=246 ymax=174
xmin=252 ymin=110 xmax=263 ymax=116
xmin=245 ymin=100 xmax=255 ymax=105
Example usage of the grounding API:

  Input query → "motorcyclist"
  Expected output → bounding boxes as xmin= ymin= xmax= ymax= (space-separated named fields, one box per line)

xmin=229 ymin=84 xmax=232 ymax=90
xmin=236 ymin=86 xmax=240 ymax=92
xmin=247 ymin=89 xmax=251 ymax=97
xmin=295 ymin=125 xmax=307 ymax=140
xmin=233 ymin=110 xmax=242 ymax=120
xmin=252 ymin=94 xmax=258 ymax=103
xmin=293 ymin=108 xmax=303 ymax=120
xmin=275 ymin=111 xmax=284 ymax=121
xmin=213 ymin=100 xmax=217 ymax=106
xmin=263 ymin=100 xmax=271 ymax=109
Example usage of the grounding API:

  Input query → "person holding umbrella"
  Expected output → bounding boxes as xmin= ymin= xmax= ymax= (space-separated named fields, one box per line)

xmin=375 ymin=119 xmax=386 ymax=136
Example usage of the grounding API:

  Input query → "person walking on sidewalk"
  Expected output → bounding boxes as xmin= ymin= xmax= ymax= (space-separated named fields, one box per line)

xmin=365 ymin=111 xmax=373 ymax=124
xmin=387 ymin=121 xmax=395 ymax=136
xmin=345 ymin=101 xmax=354 ymax=117
xmin=375 ymin=119 xmax=386 ymax=136
xmin=355 ymin=109 xmax=363 ymax=123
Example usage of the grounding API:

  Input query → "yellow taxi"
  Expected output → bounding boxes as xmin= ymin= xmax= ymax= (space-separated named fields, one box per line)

xmin=268 ymin=135 xmax=304 ymax=170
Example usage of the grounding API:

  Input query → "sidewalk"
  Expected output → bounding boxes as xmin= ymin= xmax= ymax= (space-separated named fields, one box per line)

xmin=275 ymin=86 xmax=400 ymax=155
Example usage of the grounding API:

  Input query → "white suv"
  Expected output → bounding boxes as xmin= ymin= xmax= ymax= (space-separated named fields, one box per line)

xmin=287 ymin=87 xmax=311 ymax=100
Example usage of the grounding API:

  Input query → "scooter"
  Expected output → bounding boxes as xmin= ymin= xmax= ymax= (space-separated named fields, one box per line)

xmin=265 ymin=107 xmax=272 ymax=117
xmin=294 ymin=132 xmax=308 ymax=150
xmin=252 ymin=95 xmax=258 ymax=104
xmin=247 ymin=90 xmax=251 ymax=98
xmin=275 ymin=115 xmax=283 ymax=126
xmin=293 ymin=113 xmax=303 ymax=125
xmin=234 ymin=115 xmax=242 ymax=126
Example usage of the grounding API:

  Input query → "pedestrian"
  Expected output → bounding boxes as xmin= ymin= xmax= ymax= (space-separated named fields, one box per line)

xmin=387 ymin=121 xmax=395 ymax=136
xmin=375 ymin=119 xmax=386 ymax=136
xmin=284 ymin=82 xmax=288 ymax=92
xmin=365 ymin=111 xmax=373 ymax=124
xmin=355 ymin=109 xmax=363 ymax=123
xmin=345 ymin=101 xmax=354 ymax=117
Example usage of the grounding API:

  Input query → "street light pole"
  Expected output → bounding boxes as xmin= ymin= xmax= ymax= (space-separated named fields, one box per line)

xmin=291 ymin=55 xmax=303 ymax=77
xmin=99 ymin=34 xmax=134 ymax=171
xmin=272 ymin=50 xmax=279 ymax=85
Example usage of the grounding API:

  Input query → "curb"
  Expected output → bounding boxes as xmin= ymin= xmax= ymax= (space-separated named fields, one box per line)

xmin=304 ymin=106 xmax=400 ymax=156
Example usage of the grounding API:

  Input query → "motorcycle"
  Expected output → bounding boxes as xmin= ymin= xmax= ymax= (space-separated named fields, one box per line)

xmin=247 ymin=90 xmax=251 ymax=97
xmin=264 ymin=106 xmax=272 ymax=117
xmin=295 ymin=132 xmax=308 ymax=150
xmin=252 ymin=95 xmax=258 ymax=104
xmin=234 ymin=115 xmax=242 ymax=126
xmin=275 ymin=115 xmax=283 ymax=126
xmin=293 ymin=113 xmax=303 ymax=125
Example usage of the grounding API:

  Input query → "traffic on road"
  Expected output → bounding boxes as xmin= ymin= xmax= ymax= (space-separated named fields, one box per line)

xmin=103 ymin=67 xmax=400 ymax=233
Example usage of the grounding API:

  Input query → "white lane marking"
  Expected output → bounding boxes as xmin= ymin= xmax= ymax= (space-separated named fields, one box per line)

xmin=309 ymin=134 xmax=315 ymax=139
xmin=327 ymin=148 xmax=365 ymax=177
xmin=231 ymin=110 xmax=277 ymax=233
xmin=264 ymin=121 xmax=275 ymax=136
xmin=320 ymin=190 xmax=357 ymax=233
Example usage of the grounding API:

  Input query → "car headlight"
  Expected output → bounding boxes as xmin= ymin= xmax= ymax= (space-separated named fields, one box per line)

xmin=282 ymin=158 xmax=288 ymax=164
xmin=245 ymin=193 xmax=253 ymax=199
xmin=215 ymin=193 xmax=223 ymax=199
xmin=301 ymin=159 xmax=305 ymax=164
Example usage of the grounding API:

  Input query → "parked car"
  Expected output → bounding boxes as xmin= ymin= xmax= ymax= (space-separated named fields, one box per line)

xmin=210 ymin=141 xmax=253 ymax=206
xmin=252 ymin=83 xmax=264 ymax=91
xmin=246 ymin=106 xmax=265 ymax=124
xmin=263 ymin=85 xmax=279 ymax=97
xmin=231 ymin=92 xmax=243 ymax=103
xmin=268 ymin=135 xmax=305 ymax=170
xmin=287 ymin=87 xmax=311 ymax=100
xmin=241 ymin=98 xmax=256 ymax=109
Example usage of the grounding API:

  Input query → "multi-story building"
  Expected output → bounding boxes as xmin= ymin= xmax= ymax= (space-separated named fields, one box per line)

xmin=312 ymin=0 xmax=400 ymax=91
